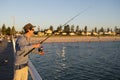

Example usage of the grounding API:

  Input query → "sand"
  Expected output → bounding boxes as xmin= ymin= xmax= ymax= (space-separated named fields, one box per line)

xmin=31 ymin=36 xmax=120 ymax=43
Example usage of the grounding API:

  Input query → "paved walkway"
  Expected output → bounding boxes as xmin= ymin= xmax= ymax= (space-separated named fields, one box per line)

xmin=0 ymin=40 xmax=14 ymax=80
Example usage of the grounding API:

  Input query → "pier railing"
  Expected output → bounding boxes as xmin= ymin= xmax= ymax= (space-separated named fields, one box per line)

xmin=28 ymin=60 xmax=42 ymax=80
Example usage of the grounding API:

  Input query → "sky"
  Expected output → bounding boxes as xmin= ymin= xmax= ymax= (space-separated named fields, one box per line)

xmin=0 ymin=0 xmax=120 ymax=31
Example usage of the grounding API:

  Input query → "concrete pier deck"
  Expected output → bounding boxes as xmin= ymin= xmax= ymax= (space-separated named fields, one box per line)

xmin=0 ymin=40 xmax=14 ymax=80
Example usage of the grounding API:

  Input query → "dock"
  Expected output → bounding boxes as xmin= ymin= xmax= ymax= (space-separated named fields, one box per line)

xmin=0 ymin=40 xmax=14 ymax=80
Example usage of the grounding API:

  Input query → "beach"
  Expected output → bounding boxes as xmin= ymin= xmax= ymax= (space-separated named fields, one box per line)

xmin=31 ymin=36 xmax=120 ymax=43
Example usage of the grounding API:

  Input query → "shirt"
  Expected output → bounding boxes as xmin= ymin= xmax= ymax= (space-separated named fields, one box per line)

xmin=15 ymin=35 xmax=38 ymax=65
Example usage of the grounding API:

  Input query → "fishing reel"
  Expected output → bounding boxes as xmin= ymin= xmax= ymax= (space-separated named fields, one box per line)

xmin=38 ymin=46 xmax=44 ymax=55
xmin=38 ymin=46 xmax=43 ymax=52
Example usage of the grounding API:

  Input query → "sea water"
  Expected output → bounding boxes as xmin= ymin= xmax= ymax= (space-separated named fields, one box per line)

xmin=29 ymin=41 xmax=120 ymax=80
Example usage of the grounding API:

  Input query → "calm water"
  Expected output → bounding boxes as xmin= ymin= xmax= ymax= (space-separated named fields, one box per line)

xmin=29 ymin=41 xmax=120 ymax=80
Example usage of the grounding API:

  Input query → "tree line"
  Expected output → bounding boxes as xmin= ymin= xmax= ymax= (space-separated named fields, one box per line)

xmin=44 ymin=25 xmax=120 ymax=35
xmin=0 ymin=24 xmax=120 ymax=36
xmin=0 ymin=24 xmax=16 ymax=35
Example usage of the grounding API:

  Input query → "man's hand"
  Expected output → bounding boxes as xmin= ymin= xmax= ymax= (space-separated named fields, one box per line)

xmin=39 ymin=52 xmax=44 ymax=55
xmin=33 ymin=43 xmax=40 ymax=48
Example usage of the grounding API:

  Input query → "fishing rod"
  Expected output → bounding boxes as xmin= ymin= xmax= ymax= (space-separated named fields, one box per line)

xmin=24 ymin=35 xmax=52 ymax=57
xmin=62 ymin=7 xmax=91 ymax=27
xmin=24 ymin=7 xmax=90 ymax=57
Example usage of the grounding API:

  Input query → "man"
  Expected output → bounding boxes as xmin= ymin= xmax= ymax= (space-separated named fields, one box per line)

xmin=14 ymin=23 xmax=44 ymax=80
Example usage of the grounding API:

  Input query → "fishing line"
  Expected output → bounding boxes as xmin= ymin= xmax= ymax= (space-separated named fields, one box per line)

xmin=63 ymin=6 xmax=91 ymax=26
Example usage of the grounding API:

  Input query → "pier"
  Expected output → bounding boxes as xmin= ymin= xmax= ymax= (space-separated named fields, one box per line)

xmin=0 ymin=40 xmax=14 ymax=80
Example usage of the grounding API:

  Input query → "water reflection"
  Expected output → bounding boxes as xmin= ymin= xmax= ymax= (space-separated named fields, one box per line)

xmin=55 ymin=46 xmax=67 ymax=71
xmin=61 ymin=46 xmax=66 ymax=58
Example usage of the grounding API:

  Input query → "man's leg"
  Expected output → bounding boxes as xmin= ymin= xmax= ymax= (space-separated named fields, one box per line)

xmin=13 ymin=66 xmax=28 ymax=80
xmin=21 ymin=66 xmax=28 ymax=80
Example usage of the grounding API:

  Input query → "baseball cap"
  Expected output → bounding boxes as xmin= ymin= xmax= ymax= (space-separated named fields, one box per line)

xmin=23 ymin=23 xmax=36 ymax=32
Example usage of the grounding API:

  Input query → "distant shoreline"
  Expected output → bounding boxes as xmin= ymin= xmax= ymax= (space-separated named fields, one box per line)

xmin=31 ymin=36 xmax=120 ymax=43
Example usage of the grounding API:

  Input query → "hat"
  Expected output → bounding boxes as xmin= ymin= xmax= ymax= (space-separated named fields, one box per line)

xmin=23 ymin=23 xmax=35 ymax=33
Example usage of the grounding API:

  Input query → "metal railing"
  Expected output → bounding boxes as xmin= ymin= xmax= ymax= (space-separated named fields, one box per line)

xmin=28 ymin=60 xmax=42 ymax=80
